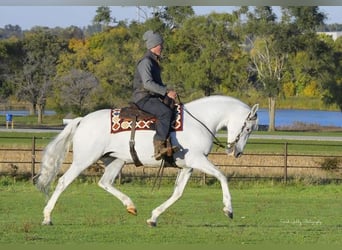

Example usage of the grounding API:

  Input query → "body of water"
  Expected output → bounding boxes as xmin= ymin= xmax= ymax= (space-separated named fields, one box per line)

xmin=0 ymin=110 xmax=56 ymax=117
xmin=1 ymin=109 xmax=341 ymax=128
xmin=258 ymin=108 xmax=342 ymax=127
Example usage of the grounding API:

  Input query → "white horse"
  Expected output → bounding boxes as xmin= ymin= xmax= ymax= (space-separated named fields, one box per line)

xmin=35 ymin=95 xmax=258 ymax=227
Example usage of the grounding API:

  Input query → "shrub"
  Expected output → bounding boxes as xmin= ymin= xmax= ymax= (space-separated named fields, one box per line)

xmin=320 ymin=157 xmax=340 ymax=171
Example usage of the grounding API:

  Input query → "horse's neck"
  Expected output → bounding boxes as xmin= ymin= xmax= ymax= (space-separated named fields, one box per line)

xmin=185 ymin=97 xmax=248 ymax=133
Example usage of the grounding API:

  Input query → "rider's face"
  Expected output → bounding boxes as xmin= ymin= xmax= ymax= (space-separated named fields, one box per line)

xmin=151 ymin=44 xmax=163 ymax=56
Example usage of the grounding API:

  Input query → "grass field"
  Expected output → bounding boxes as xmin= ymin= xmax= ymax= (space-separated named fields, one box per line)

xmin=1 ymin=130 xmax=341 ymax=186
xmin=0 ymin=181 xmax=341 ymax=245
xmin=1 ymin=130 xmax=342 ymax=154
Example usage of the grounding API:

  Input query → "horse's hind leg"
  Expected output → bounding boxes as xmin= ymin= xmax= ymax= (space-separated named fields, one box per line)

xmin=98 ymin=158 xmax=137 ymax=215
xmin=147 ymin=167 xmax=193 ymax=227
xmin=42 ymin=163 xmax=88 ymax=225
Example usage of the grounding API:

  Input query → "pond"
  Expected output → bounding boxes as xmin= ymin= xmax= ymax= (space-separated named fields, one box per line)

xmin=1 ymin=109 xmax=341 ymax=128
xmin=0 ymin=110 xmax=56 ymax=117
xmin=258 ymin=108 xmax=342 ymax=127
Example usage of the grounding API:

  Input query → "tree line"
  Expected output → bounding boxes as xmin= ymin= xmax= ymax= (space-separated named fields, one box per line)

xmin=0 ymin=6 xmax=341 ymax=130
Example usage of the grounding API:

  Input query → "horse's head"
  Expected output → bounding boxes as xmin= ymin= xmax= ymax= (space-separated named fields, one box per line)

xmin=226 ymin=104 xmax=259 ymax=158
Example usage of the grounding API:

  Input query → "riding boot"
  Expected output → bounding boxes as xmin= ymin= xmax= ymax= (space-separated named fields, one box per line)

xmin=153 ymin=140 xmax=169 ymax=160
xmin=165 ymin=138 xmax=180 ymax=157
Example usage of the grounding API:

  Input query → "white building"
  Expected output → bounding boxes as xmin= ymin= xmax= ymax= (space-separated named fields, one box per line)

xmin=317 ymin=31 xmax=342 ymax=41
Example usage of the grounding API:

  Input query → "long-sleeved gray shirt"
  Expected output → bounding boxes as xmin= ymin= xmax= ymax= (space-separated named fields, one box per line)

xmin=132 ymin=50 xmax=167 ymax=103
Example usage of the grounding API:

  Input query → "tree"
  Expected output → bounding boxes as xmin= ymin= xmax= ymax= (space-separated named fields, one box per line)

xmin=15 ymin=27 xmax=66 ymax=124
xmin=154 ymin=6 xmax=195 ymax=29
xmin=52 ymin=26 xmax=85 ymax=40
xmin=322 ymin=36 xmax=342 ymax=110
xmin=282 ymin=6 xmax=325 ymax=33
xmin=0 ymin=24 xmax=23 ymax=39
xmin=282 ymin=7 xmax=336 ymax=107
xmin=246 ymin=6 xmax=328 ymax=131
xmin=56 ymin=69 xmax=99 ymax=115
xmin=165 ymin=13 xmax=244 ymax=98
xmin=245 ymin=7 xmax=284 ymax=131
xmin=249 ymin=35 xmax=287 ymax=131
xmin=93 ymin=6 xmax=114 ymax=31
xmin=57 ymin=26 xmax=140 ymax=109
xmin=284 ymin=51 xmax=317 ymax=97
xmin=0 ymin=37 xmax=23 ymax=101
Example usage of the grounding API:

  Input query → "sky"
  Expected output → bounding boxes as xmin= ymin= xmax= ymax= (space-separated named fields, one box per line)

xmin=0 ymin=6 xmax=342 ymax=30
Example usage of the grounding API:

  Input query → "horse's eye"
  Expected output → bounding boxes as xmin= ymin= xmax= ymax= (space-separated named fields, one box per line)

xmin=246 ymin=128 xmax=251 ymax=133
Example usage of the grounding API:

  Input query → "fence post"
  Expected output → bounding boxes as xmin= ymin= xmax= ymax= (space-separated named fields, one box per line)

xmin=284 ymin=142 xmax=288 ymax=183
xmin=118 ymin=169 xmax=122 ymax=185
xmin=31 ymin=136 xmax=36 ymax=182
xmin=202 ymin=173 xmax=206 ymax=185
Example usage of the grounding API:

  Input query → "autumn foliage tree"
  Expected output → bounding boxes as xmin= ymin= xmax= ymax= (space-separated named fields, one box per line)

xmin=0 ymin=6 xmax=341 ymax=127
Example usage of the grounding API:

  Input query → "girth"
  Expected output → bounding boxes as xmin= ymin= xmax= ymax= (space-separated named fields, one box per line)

xmin=119 ymin=103 xmax=155 ymax=167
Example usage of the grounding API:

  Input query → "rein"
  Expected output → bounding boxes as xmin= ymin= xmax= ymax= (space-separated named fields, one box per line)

xmin=177 ymin=96 xmax=256 ymax=151
xmin=183 ymin=107 xmax=227 ymax=149
xmin=177 ymin=96 xmax=226 ymax=149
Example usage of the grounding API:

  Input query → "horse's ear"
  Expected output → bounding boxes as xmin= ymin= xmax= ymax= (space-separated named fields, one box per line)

xmin=250 ymin=104 xmax=259 ymax=117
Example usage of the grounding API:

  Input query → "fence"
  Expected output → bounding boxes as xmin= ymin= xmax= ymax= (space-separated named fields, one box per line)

xmin=0 ymin=136 xmax=341 ymax=184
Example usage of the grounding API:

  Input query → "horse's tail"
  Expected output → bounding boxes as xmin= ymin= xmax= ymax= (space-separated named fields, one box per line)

xmin=34 ymin=117 xmax=83 ymax=196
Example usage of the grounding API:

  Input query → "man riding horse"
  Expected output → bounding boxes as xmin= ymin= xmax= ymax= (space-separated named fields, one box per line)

xmin=132 ymin=30 xmax=178 ymax=160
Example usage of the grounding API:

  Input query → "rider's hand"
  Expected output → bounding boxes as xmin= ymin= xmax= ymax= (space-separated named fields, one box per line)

xmin=167 ymin=90 xmax=177 ymax=100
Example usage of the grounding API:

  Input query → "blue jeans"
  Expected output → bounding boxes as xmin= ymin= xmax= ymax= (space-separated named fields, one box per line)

xmin=136 ymin=96 xmax=173 ymax=141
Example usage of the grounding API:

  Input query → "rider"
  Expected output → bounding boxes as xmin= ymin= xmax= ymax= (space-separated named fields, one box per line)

xmin=132 ymin=30 xmax=178 ymax=160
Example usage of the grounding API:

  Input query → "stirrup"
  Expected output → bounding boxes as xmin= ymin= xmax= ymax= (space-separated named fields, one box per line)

xmin=154 ymin=147 xmax=168 ymax=160
xmin=166 ymin=145 xmax=180 ymax=157
xmin=165 ymin=138 xmax=179 ymax=157
xmin=155 ymin=145 xmax=179 ymax=160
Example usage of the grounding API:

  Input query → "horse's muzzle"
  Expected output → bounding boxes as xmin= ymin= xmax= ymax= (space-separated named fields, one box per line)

xmin=226 ymin=148 xmax=243 ymax=158
xmin=235 ymin=152 xmax=243 ymax=158
xmin=226 ymin=147 xmax=234 ymax=156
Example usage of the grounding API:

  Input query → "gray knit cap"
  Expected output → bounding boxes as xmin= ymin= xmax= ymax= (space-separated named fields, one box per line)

xmin=143 ymin=30 xmax=163 ymax=49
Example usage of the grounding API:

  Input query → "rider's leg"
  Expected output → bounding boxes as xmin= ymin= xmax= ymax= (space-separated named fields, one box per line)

xmin=136 ymin=97 xmax=173 ymax=160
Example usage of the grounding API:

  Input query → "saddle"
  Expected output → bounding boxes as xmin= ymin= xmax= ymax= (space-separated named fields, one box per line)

xmin=118 ymin=103 xmax=178 ymax=167
xmin=119 ymin=103 xmax=155 ymax=121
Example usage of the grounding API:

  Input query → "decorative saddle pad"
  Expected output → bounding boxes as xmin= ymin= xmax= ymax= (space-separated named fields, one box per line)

xmin=111 ymin=104 xmax=183 ymax=134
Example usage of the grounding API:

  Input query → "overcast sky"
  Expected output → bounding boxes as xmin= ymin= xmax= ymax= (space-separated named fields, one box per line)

xmin=0 ymin=6 xmax=341 ymax=30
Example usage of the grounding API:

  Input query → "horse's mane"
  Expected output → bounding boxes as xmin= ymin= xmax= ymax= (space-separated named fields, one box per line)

xmin=185 ymin=95 xmax=250 ymax=109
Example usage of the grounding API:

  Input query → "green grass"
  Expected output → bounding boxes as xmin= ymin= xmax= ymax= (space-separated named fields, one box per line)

xmin=254 ymin=130 xmax=342 ymax=137
xmin=1 ymin=130 xmax=341 ymax=156
xmin=0 ymin=114 xmax=64 ymax=127
xmin=211 ymin=137 xmax=342 ymax=156
xmin=0 ymin=132 xmax=58 ymax=147
xmin=0 ymin=181 xmax=341 ymax=245
xmin=233 ymin=93 xmax=340 ymax=111
xmin=244 ymin=139 xmax=342 ymax=155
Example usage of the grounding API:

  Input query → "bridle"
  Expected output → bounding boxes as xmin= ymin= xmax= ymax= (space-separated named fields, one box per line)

xmin=181 ymin=100 xmax=257 ymax=150
xmin=226 ymin=112 xmax=258 ymax=150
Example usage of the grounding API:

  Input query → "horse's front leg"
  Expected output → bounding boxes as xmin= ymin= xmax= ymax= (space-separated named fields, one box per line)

xmin=98 ymin=158 xmax=137 ymax=215
xmin=147 ymin=168 xmax=193 ymax=227
xmin=192 ymin=155 xmax=233 ymax=219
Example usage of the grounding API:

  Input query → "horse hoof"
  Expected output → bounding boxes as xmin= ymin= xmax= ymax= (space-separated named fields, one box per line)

xmin=42 ymin=221 xmax=53 ymax=226
xmin=146 ymin=219 xmax=157 ymax=227
xmin=127 ymin=205 xmax=137 ymax=216
xmin=223 ymin=208 xmax=233 ymax=219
